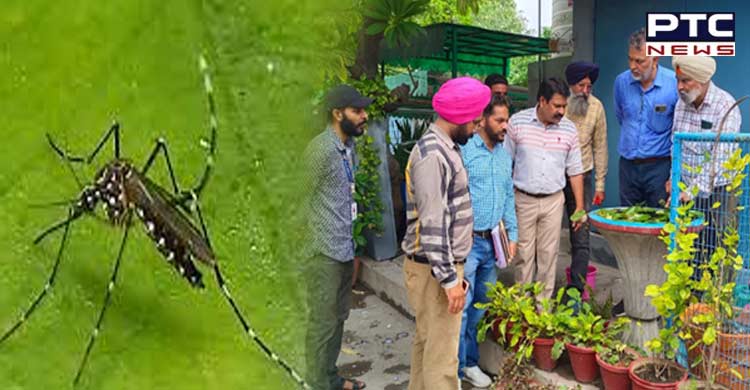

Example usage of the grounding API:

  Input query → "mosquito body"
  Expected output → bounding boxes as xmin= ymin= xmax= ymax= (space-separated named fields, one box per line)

xmin=0 ymin=56 xmax=311 ymax=389
xmin=78 ymin=160 xmax=212 ymax=287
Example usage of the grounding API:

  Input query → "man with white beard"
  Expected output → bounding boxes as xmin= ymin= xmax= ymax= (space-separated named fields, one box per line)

xmin=666 ymin=56 xmax=740 ymax=273
xmin=562 ymin=61 xmax=608 ymax=298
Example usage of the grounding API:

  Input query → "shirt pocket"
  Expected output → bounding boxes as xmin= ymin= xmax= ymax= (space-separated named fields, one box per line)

xmin=648 ymin=104 xmax=674 ymax=134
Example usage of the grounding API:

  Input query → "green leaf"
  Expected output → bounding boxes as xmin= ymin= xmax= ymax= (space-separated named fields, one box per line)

xmin=644 ymin=285 xmax=660 ymax=297
xmin=703 ymin=326 xmax=717 ymax=345
xmin=365 ymin=22 xmax=386 ymax=35
xmin=570 ymin=209 xmax=586 ymax=222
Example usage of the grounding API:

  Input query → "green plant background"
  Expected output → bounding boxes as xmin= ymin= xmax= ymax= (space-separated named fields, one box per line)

xmin=0 ymin=1 xmax=338 ymax=388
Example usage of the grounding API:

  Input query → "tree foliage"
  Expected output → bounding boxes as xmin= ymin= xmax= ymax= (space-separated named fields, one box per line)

xmin=415 ymin=0 xmax=540 ymax=86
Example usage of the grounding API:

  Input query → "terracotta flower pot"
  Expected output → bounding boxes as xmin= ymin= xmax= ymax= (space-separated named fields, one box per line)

xmin=532 ymin=337 xmax=559 ymax=372
xmin=566 ymin=343 xmax=599 ymax=383
xmin=489 ymin=317 xmax=527 ymax=351
xmin=489 ymin=317 xmax=515 ymax=345
xmin=714 ymin=357 xmax=750 ymax=390
xmin=681 ymin=303 xmax=750 ymax=387
xmin=628 ymin=357 xmax=688 ymax=390
xmin=596 ymin=351 xmax=633 ymax=390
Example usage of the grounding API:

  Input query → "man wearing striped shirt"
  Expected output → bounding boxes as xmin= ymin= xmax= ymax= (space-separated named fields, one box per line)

xmin=505 ymin=77 xmax=587 ymax=300
xmin=458 ymin=95 xmax=518 ymax=388
xmin=402 ymin=77 xmax=491 ymax=390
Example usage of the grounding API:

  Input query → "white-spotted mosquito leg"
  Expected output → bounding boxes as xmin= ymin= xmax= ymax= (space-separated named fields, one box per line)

xmin=192 ymin=199 xmax=311 ymax=389
xmin=73 ymin=212 xmax=132 ymax=386
xmin=0 ymin=209 xmax=75 ymax=344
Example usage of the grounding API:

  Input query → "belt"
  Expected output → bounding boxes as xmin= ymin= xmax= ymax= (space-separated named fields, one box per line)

xmin=629 ymin=156 xmax=670 ymax=165
xmin=473 ymin=230 xmax=492 ymax=239
xmin=407 ymin=255 xmax=465 ymax=265
xmin=515 ymin=187 xmax=558 ymax=198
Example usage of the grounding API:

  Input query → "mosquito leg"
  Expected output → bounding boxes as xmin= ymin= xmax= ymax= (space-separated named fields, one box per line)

xmin=73 ymin=212 xmax=132 ymax=386
xmin=86 ymin=121 xmax=121 ymax=162
xmin=141 ymin=138 xmax=180 ymax=194
xmin=211 ymin=264 xmax=310 ymax=390
xmin=191 ymin=199 xmax=310 ymax=389
xmin=192 ymin=198 xmax=212 ymax=249
xmin=191 ymin=54 xmax=218 ymax=199
xmin=139 ymin=138 xmax=196 ymax=215
xmin=189 ymin=126 xmax=215 ymax=200
xmin=46 ymin=121 xmax=120 ymax=165
xmin=45 ymin=133 xmax=85 ymax=163
xmin=45 ymin=133 xmax=85 ymax=189
xmin=0 ymin=209 xmax=74 ymax=344
xmin=145 ymin=55 xmax=217 ymax=211
xmin=33 ymin=210 xmax=82 ymax=245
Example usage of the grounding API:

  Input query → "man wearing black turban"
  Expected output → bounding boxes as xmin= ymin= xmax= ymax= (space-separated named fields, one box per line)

xmin=562 ymin=60 xmax=609 ymax=300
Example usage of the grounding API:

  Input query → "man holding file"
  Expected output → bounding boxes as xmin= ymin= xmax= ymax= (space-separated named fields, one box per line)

xmin=457 ymin=95 xmax=518 ymax=388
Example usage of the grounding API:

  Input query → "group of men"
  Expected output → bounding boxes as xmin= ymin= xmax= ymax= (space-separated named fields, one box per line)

xmin=303 ymin=26 xmax=739 ymax=390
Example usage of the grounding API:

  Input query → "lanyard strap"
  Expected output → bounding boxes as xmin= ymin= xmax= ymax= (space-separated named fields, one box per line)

xmin=340 ymin=149 xmax=354 ymax=184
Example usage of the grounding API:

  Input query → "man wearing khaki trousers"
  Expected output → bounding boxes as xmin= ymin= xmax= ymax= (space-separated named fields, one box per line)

xmin=402 ymin=77 xmax=491 ymax=390
xmin=504 ymin=77 xmax=587 ymax=300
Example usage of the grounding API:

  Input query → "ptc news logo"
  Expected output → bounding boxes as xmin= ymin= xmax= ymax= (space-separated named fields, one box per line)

xmin=646 ymin=12 xmax=735 ymax=56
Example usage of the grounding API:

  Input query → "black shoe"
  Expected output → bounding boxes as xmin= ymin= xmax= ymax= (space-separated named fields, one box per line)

xmin=612 ymin=300 xmax=626 ymax=317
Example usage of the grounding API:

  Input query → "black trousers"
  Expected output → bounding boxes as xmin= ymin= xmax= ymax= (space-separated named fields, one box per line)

xmin=563 ymin=171 xmax=593 ymax=291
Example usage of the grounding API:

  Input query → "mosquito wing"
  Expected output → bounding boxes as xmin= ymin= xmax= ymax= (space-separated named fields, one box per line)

xmin=125 ymin=170 xmax=216 ymax=265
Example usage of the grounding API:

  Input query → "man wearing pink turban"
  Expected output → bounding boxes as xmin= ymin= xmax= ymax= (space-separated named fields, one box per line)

xmin=401 ymin=77 xmax=491 ymax=390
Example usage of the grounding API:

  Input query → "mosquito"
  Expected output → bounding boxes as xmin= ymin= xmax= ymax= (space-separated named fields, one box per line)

xmin=0 ymin=55 xmax=310 ymax=389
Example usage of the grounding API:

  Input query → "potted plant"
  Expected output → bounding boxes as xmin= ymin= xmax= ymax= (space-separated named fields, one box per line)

xmin=494 ymin=355 xmax=559 ymax=390
xmin=633 ymin=129 xmax=750 ymax=390
xmin=595 ymin=340 xmax=643 ymax=390
xmin=675 ymin=148 xmax=750 ymax=390
xmin=628 ymin=194 xmax=697 ymax=390
xmin=477 ymin=282 xmax=540 ymax=361
xmin=523 ymin=288 xmax=571 ymax=371
xmin=563 ymin=289 xmax=631 ymax=383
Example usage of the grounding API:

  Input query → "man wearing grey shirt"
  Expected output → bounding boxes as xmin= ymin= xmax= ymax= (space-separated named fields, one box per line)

xmin=304 ymin=85 xmax=371 ymax=390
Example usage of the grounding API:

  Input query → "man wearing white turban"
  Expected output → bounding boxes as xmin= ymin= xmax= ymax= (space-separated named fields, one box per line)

xmin=667 ymin=55 xmax=740 ymax=198
xmin=666 ymin=55 xmax=741 ymax=277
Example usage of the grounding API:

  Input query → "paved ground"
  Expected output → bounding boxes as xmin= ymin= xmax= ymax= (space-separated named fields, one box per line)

xmin=336 ymin=229 xmax=628 ymax=389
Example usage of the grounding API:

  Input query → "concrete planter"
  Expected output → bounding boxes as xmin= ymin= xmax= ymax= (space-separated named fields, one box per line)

xmin=588 ymin=208 xmax=703 ymax=349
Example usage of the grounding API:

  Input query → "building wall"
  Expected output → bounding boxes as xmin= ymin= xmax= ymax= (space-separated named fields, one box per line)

xmin=593 ymin=0 xmax=749 ymax=206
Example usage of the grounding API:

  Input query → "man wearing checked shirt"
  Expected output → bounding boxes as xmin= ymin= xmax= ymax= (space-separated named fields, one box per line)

xmin=457 ymin=95 xmax=518 ymax=388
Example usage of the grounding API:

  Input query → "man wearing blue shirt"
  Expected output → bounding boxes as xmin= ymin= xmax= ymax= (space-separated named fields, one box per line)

xmin=614 ymin=27 xmax=678 ymax=207
xmin=458 ymin=95 xmax=518 ymax=388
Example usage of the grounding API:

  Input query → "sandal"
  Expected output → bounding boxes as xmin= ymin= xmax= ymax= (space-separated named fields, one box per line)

xmin=341 ymin=378 xmax=366 ymax=390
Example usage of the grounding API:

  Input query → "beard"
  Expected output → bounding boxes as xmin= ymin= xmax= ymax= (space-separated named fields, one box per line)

xmin=631 ymin=64 xmax=654 ymax=82
xmin=568 ymin=93 xmax=589 ymax=117
xmin=487 ymin=128 xmax=506 ymax=144
xmin=341 ymin=116 xmax=366 ymax=137
xmin=453 ymin=123 xmax=473 ymax=146
xmin=679 ymin=88 xmax=701 ymax=105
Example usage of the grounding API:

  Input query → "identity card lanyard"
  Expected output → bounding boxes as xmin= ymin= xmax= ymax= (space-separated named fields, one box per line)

xmin=341 ymin=149 xmax=357 ymax=221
